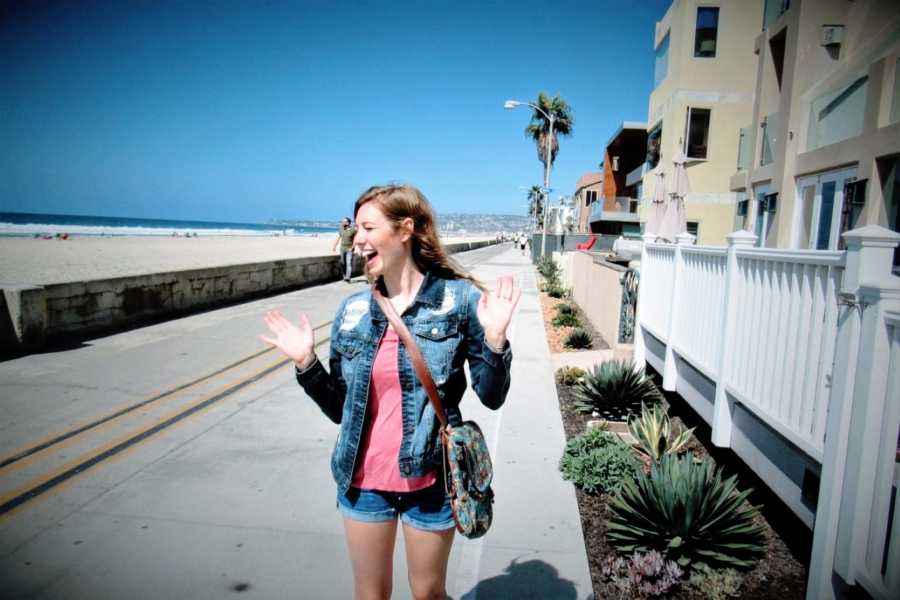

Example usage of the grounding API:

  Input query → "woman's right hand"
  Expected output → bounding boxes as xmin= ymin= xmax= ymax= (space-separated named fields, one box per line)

xmin=260 ymin=310 xmax=316 ymax=369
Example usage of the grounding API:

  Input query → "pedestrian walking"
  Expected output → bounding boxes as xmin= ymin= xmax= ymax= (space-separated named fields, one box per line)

xmin=261 ymin=184 xmax=520 ymax=600
xmin=518 ymin=232 xmax=528 ymax=255
xmin=333 ymin=217 xmax=358 ymax=282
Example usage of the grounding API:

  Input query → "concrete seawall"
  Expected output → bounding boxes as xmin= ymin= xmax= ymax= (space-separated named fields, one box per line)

xmin=2 ymin=240 xmax=497 ymax=354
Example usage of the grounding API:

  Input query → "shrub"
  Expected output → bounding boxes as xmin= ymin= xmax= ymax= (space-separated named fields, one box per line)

xmin=559 ymin=428 xmax=640 ymax=495
xmin=536 ymin=256 xmax=559 ymax=279
xmin=546 ymin=285 xmax=567 ymax=298
xmin=555 ymin=366 xmax=586 ymax=386
xmin=601 ymin=551 xmax=683 ymax=598
xmin=563 ymin=328 xmax=592 ymax=349
xmin=573 ymin=360 xmax=663 ymax=415
xmin=685 ymin=563 xmax=744 ymax=599
xmin=628 ymin=403 xmax=694 ymax=462
xmin=607 ymin=454 xmax=766 ymax=571
xmin=555 ymin=303 xmax=575 ymax=316
xmin=552 ymin=312 xmax=581 ymax=327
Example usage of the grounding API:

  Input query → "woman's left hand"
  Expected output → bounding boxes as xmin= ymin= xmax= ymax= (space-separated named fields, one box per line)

xmin=476 ymin=275 xmax=521 ymax=350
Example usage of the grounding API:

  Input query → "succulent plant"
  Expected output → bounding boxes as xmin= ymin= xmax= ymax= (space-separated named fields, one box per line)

xmin=552 ymin=311 xmax=581 ymax=327
xmin=572 ymin=360 xmax=663 ymax=415
xmin=607 ymin=454 xmax=766 ymax=571
xmin=555 ymin=303 xmax=576 ymax=316
xmin=601 ymin=550 xmax=683 ymax=598
xmin=546 ymin=285 xmax=568 ymax=298
xmin=559 ymin=428 xmax=640 ymax=495
xmin=563 ymin=328 xmax=592 ymax=349
xmin=555 ymin=366 xmax=587 ymax=386
xmin=628 ymin=403 xmax=695 ymax=461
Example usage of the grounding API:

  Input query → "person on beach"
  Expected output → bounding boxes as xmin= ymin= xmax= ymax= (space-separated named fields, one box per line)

xmin=333 ymin=217 xmax=358 ymax=282
xmin=261 ymin=184 xmax=520 ymax=600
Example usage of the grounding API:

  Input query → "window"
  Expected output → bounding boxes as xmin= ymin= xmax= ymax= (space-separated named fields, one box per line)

xmin=694 ymin=7 xmax=719 ymax=58
xmin=684 ymin=107 xmax=711 ymax=159
xmin=838 ymin=179 xmax=866 ymax=249
xmin=585 ymin=190 xmax=598 ymax=205
xmin=734 ymin=194 xmax=750 ymax=231
xmin=654 ymin=32 xmax=670 ymax=88
xmin=807 ymin=76 xmax=868 ymax=151
xmin=769 ymin=29 xmax=786 ymax=90
xmin=646 ymin=122 xmax=663 ymax=168
xmin=687 ymin=222 xmax=699 ymax=237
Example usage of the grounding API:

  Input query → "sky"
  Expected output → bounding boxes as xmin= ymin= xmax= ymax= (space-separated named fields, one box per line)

xmin=1 ymin=0 xmax=670 ymax=224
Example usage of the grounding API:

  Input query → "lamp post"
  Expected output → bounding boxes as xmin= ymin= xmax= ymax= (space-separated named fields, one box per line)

xmin=505 ymin=99 xmax=554 ymax=257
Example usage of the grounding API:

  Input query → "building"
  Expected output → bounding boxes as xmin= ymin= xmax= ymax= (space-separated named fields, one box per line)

xmin=636 ymin=0 xmax=764 ymax=245
xmin=728 ymin=0 xmax=900 ymax=262
xmin=590 ymin=122 xmax=647 ymax=237
xmin=572 ymin=172 xmax=603 ymax=233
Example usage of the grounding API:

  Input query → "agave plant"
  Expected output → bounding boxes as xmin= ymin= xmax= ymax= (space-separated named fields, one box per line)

xmin=564 ymin=328 xmax=592 ymax=349
xmin=629 ymin=403 xmax=695 ymax=461
xmin=573 ymin=360 xmax=663 ymax=415
xmin=555 ymin=303 xmax=575 ymax=316
xmin=552 ymin=311 xmax=581 ymax=327
xmin=607 ymin=454 xmax=766 ymax=571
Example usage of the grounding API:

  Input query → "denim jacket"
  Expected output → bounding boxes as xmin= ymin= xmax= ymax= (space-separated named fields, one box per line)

xmin=295 ymin=271 xmax=512 ymax=494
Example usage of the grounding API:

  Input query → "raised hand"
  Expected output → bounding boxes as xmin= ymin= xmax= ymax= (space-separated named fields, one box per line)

xmin=260 ymin=310 xmax=316 ymax=369
xmin=476 ymin=275 xmax=521 ymax=350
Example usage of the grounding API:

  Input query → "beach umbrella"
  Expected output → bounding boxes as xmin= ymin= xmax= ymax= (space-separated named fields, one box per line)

xmin=645 ymin=170 xmax=667 ymax=238
xmin=657 ymin=152 xmax=689 ymax=242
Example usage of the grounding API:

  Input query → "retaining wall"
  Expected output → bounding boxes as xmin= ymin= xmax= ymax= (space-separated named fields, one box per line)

xmin=2 ymin=240 xmax=495 ymax=353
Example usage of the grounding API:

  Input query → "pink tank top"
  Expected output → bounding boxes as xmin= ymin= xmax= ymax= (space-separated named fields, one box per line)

xmin=351 ymin=327 xmax=437 ymax=491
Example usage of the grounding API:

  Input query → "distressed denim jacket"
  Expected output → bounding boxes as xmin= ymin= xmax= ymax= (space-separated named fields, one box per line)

xmin=295 ymin=271 xmax=512 ymax=495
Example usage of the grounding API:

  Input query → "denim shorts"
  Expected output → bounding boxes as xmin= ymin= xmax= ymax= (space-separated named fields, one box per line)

xmin=337 ymin=482 xmax=455 ymax=532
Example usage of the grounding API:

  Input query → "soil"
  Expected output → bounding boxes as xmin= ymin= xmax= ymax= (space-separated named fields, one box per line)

xmin=543 ymin=286 xmax=809 ymax=599
xmin=539 ymin=292 xmax=608 ymax=353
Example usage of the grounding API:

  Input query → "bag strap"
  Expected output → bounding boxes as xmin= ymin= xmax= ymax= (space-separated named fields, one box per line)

xmin=371 ymin=283 xmax=449 ymax=430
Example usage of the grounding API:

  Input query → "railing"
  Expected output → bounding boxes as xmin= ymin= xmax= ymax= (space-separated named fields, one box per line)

xmin=632 ymin=226 xmax=900 ymax=600
xmin=760 ymin=112 xmax=779 ymax=166
xmin=736 ymin=125 xmax=752 ymax=171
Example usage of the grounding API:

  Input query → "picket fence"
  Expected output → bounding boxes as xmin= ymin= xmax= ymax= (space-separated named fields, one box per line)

xmin=632 ymin=226 xmax=900 ymax=600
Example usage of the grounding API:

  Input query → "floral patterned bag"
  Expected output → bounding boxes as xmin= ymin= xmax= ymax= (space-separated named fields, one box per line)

xmin=373 ymin=285 xmax=495 ymax=539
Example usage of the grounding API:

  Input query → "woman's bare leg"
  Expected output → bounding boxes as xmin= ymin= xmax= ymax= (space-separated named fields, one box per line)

xmin=343 ymin=517 xmax=398 ymax=600
xmin=401 ymin=524 xmax=455 ymax=600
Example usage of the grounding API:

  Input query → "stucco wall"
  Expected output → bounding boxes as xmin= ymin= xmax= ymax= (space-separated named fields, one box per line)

xmin=571 ymin=251 xmax=632 ymax=352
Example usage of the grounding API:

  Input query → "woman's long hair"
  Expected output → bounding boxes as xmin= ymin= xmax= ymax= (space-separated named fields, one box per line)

xmin=353 ymin=184 xmax=481 ymax=288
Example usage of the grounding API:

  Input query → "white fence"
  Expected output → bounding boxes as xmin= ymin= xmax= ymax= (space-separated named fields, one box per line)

xmin=632 ymin=226 xmax=900 ymax=600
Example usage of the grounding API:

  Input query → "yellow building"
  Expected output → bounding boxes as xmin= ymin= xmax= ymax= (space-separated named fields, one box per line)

xmin=635 ymin=0 xmax=764 ymax=245
xmin=728 ymin=0 xmax=900 ymax=257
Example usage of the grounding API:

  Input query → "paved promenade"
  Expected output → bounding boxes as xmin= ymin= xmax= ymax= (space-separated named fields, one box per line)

xmin=0 ymin=243 xmax=591 ymax=599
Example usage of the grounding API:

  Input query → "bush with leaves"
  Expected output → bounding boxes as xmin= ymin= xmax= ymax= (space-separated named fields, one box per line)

xmin=555 ymin=366 xmax=586 ymax=386
xmin=559 ymin=428 xmax=640 ymax=495
xmin=607 ymin=454 xmax=766 ymax=572
xmin=536 ymin=256 xmax=559 ymax=279
xmin=601 ymin=551 xmax=683 ymax=598
xmin=552 ymin=311 xmax=581 ymax=327
xmin=555 ymin=303 xmax=575 ymax=316
xmin=563 ymin=328 xmax=592 ymax=349
xmin=685 ymin=563 xmax=744 ymax=599
xmin=628 ymin=403 xmax=694 ymax=461
xmin=573 ymin=360 xmax=663 ymax=415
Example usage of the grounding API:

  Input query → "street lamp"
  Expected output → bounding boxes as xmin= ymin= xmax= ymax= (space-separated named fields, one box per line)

xmin=505 ymin=99 xmax=555 ymax=256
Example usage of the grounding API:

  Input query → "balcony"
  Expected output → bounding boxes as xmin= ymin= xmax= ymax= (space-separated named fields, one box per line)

xmin=590 ymin=197 xmax=641 ymax=224
xmin=763 ymin=0 xmax=790 ymax=30
xmin=736 ymin=125 xmax=753 ymax=171
xmin=760 ymin=112 xmax=780 ymax=167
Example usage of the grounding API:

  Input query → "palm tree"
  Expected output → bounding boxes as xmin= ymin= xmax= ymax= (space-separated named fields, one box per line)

xmin=527 ymin=185 xmax=543 ymax=230
xmin=524 ymin=93 xmax=574 ymax=174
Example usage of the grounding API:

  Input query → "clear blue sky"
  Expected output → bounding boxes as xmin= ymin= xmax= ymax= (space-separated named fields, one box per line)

xmin=1 ymin=0 xmax=669 ymax=223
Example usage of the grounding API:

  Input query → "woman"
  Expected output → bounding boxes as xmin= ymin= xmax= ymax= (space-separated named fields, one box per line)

xmin=260 ymin=184 xmax=520 ymax=600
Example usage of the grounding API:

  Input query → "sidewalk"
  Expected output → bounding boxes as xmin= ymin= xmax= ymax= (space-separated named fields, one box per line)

xmin=0 ymin=243 xmax=591 ymax=599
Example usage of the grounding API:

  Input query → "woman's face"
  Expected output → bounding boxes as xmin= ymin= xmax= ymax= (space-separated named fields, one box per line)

xmin=354 ymin=202 xmax=412 ymax=279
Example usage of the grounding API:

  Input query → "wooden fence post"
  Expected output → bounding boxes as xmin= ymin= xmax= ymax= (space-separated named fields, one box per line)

xmin=632 ymin=232 xmax=657 ymax=372
xmin=710 ymin=230 xmax=757 ymax=447
xmin=661 ymin=232 xmax=695 ymax=391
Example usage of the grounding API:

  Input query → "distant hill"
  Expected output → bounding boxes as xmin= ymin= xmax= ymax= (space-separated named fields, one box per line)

xmin=271 ymin=213 xmax=531 ymax=234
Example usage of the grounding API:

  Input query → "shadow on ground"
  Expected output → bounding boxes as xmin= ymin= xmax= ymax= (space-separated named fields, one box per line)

xmin=460 ymin=559 xmax=579 ymax=600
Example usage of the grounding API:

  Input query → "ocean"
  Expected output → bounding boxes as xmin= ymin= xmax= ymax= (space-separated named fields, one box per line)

xmin=0 ymin=211 xmax=334 ymax=238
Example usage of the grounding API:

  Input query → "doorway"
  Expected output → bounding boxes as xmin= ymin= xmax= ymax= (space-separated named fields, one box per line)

xmin=793 ymin=167 xmax=857 ymax=250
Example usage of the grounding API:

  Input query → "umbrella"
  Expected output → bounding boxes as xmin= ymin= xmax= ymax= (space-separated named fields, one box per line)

xmin=657 ymin=151 xmax=689 ymax=242
xmin=645 ymin=170 xmax=667 ymax=238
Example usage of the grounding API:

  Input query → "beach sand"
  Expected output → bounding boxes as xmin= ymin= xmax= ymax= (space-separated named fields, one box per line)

xmin=0 ymin=235 xmax=492 ymax=286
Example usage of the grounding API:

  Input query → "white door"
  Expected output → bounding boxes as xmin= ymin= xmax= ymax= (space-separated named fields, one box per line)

xmin=794 ymin=167 xmax=857 ymax=250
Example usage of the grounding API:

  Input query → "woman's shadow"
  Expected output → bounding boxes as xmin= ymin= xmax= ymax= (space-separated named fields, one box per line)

xmin=459 ymin=558 xmax=578 ymax=600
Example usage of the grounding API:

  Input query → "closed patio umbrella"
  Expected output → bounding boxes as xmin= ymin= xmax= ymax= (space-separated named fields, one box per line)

xmin=645 ymin=170 xmax=667 ymax=238
xmin=658 ymin=152 xmax=689 ymax=242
